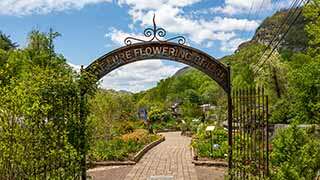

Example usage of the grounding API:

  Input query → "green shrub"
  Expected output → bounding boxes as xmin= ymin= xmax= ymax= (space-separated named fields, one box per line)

xmin=191 ymin=126 xmax=228 ymax=159
xmin=152 ymin=118 xmax=178 ymax=131
xmin=270 ymin=124 xmax=320 ymax=180
xmin=149 ymin=107 xmax=163 ymax=122
xmin=110 ymin=120 xmax=146 ymax=137
xmin=90 ymin=139 xmax=128 ymax=161
xmin=180 ymin=117 xmax=201 ymax=134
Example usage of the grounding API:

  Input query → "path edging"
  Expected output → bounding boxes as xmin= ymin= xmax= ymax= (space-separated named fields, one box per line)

xmin=155 ymin=129 xmax=180 ymax=133
xmin=89 ymin=135 xmax=165 ymax=167
xmin=90 ymin=161 xmax=136 ymax=166
xmin=132 ymin=135 xmax=165 ymax=162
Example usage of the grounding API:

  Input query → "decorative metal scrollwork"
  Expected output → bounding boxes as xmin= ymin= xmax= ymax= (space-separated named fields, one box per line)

xmin=124 ymin=14 xmax=186 ymax=45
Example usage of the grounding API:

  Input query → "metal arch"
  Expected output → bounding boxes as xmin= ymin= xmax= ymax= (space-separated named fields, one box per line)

xmin=84 ymin=41 xmax=230 ymax=93
xmin=124 ymin=14 xmax=186 ymax=45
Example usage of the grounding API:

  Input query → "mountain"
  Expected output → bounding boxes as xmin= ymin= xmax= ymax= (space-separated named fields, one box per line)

xmin=173 ymin=66 xmax=192 ymax=77
xmin=238 ymin=8 xmax=309 ymax=52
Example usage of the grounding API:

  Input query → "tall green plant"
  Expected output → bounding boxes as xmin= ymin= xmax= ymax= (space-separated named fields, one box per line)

xmin=270 ymin=125 xmax=320 ymax=179
xmin=0 ymin=29 xmax=85 ymax=178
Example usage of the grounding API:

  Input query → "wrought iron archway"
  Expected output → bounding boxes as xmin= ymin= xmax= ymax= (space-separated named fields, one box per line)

xmin=80 ymin=15 xmax=233 ymax=180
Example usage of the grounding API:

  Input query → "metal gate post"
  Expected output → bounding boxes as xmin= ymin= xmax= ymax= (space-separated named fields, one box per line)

xmin=227 ymin=66 xmax=233 ymax=178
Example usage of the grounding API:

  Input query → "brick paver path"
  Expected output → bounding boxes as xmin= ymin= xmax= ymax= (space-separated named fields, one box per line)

xmin=124 ymin=132 xmax=198 ymax=180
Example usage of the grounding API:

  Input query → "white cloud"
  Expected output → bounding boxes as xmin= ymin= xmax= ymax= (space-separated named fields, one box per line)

xmin=212 ymin=0 xmax=273 ymax=15
xmin=226 ymin=0 xmax=266 ymax=9
xmin=210 ymin=0 xmax=293 ymax=16
xmin=200 ymin=17 xmax=260 ymax=32
xmin=118 ymin=0 xmax=201 ymax=9
xmin=107 ymin=1 xmax=259 ymax=46
xmin=105 ymin=28 xmax=150 ymax=46
xmin=100 ymin=60 xmax=185 ymax=92
xmin=210 ymin=6 xmax=238 ymax=15
xmin=0 ymin=0 xmax=112 ymax=15
xmin=66 ymin=60 xmax=185 ymax=92
xmin=67 ymin=62 xmax=82 ymax=72
xmin=220 ymin=38 xmax=249 ymax=52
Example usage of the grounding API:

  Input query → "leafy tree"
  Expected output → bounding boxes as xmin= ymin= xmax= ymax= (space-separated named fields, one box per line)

xmin=303 ymin=0 xmax=320 ymax=57
xmin=223 ymin=42 xmax=264 ymax=88
xmin=0 ymin=31 xmax=17 ymax=51
xmin=87 ymin=89 xmax=136 ymax=141
xmin=287 ymin=53 xmax=320 ymax=123
xmin=27 ymin=28 xmax=60 ymax=53
xmin=184 ymin=89 xmax=201 ymax=104
xmin=270 ymin=5 xmax=320 ymax=124
xmin=0 ymin=30 xmax=83 ymax=178
xmin=199 ymin=80 xmax=221 ymax=105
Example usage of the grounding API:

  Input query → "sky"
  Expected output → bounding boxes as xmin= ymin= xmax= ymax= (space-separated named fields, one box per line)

xmin=0 ymin=0 xmax=291 ymax=92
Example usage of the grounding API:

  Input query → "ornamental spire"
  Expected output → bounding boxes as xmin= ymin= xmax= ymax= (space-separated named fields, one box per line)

xmin=124 ymin=14 xmax=186 ymax=45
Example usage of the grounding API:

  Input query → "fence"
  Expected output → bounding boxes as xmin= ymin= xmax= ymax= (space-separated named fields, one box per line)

xmin=231 ymin=87 xmax=269 ymax=179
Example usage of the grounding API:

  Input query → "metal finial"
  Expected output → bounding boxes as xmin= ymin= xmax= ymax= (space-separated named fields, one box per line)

xmin=124 ymin=14 xmax=186 ymax=45
xmin=153 ymin=14 xmax=156 ymax=32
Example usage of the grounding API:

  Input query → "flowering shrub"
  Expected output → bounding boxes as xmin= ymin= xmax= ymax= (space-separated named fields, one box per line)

xmin=121 ymin=129 xmax=158 ymax=144
xmin=89 ymin=129 xmax=160 ymax=161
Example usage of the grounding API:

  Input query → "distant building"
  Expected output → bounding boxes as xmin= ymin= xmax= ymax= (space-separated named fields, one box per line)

xmin=200 ymin=104 xmax=223 ymax=121
xmin=200 ymin=104 xmax=211 ymax=112
xmin=138 ymin=108 xmax=148 ymax=122
xmin=171 ymin=102 xmax=181 ymax=118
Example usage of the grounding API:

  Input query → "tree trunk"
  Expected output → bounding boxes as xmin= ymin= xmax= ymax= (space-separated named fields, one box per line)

xmin=272 ymin=67 xmax=282 ymax=98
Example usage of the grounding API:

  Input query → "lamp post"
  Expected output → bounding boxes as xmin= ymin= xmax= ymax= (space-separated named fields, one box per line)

xmin=205 ymin=126 xmax=215 ymax=158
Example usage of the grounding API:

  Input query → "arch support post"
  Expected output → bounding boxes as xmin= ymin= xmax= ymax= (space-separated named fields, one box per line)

xmin=227 ymin=66 xmax=233 ymax=178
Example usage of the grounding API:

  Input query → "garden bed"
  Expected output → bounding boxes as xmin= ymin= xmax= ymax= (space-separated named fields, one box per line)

xmin=191 ymin=146 xmax=227 ymax=167
xmin=191 ymin=126 xmax=228 ymax=167
xmin=88 ymin=129 xmax=164 ymax=167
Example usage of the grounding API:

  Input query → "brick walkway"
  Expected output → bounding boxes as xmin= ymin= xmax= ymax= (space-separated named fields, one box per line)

xmin=124 ymin=132 xmax=198 ymax=180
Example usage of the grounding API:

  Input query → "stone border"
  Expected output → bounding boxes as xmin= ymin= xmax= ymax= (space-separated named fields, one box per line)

xmin=90 ymin=160 xmax=136 ymax=166
xmin=132 ymin=135 xmax=165 ymax=162
xmin=191 ymin=146 xmax=228 ymax=167
xmin=89 ymin=135 xmax=165 ymax=167
xmin=155 ymin=129 xmax=180 ymax=133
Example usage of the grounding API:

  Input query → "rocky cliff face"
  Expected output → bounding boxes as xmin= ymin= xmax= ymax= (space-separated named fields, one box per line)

xmin=239 ymin=8 xmax=309 ymax=52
